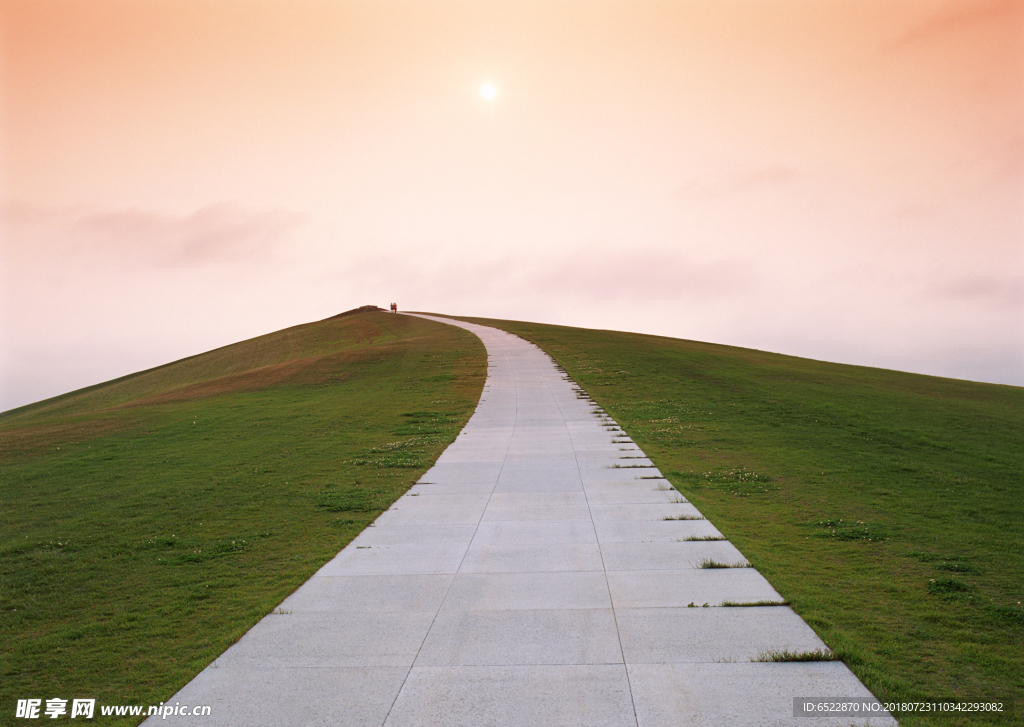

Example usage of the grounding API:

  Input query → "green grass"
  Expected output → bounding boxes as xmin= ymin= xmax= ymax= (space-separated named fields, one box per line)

xmin=0 ymin=311 xmax=486 ymax=726
xmin=448 ymin=314 xmax=1024 ymax=727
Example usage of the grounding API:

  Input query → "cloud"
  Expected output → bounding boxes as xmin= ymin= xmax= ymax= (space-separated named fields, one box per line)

xmin=331 ymin=244 xmax=756 ymax=308
xmin=998 ymin=136 xmax=1024 ymax=183
xmin=80 ymin=204 xmax=309 ymax=267
xmin=925 ymin=274 xmax=1024 ymax=307
xmin=678 ymin=164 xmax=800 ymax=200
xmin=527 ymin=247 xmax=756 ymax=302
xmin=885 ymin=0 xmax=1022 ymax=49
xmin=1 ymin=202 xmax=308 ymax=270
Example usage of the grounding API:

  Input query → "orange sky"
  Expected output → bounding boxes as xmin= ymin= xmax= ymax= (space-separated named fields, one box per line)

xmin=1 ymin=0 xmax=1022 ymax=409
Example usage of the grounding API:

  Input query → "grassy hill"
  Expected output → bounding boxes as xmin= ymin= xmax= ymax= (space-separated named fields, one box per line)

xmin=0 ymin=310 xmax=486 ymax=725
xmin=447 ymin=314 xmax=1023 ymax=726
xmin=3 ymin=310 xmax=1021 ymax=726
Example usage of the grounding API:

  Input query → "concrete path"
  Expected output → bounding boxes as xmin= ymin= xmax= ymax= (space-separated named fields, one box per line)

xmin=152 ymin=315 xmax=894 ymax=726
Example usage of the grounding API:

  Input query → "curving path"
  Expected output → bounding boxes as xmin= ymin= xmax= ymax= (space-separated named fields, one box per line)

xmin=151 ymin=315 xmax=894 ymax=726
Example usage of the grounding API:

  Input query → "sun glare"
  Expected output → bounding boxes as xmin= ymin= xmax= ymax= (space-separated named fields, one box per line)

xmin=480 ymin=82 xmax=496 ymax=100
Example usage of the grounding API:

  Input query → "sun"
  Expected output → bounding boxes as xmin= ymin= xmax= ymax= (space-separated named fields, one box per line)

xmin=480 ymin=82 xmax=497 ymax=100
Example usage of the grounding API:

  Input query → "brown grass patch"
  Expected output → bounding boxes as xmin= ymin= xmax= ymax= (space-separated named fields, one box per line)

xmin=0 ymin=417 xmax=135 ymax=460
xmin=115 ymin=342 xmax=412 ymax=408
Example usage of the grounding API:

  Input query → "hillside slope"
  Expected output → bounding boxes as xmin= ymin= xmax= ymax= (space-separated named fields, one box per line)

xmin=0 ymin=311 xmax=486 ymax=723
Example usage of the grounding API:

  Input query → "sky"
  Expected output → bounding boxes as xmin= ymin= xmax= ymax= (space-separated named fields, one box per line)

xmin=1 ymin=0 xmax=1022 ymax=412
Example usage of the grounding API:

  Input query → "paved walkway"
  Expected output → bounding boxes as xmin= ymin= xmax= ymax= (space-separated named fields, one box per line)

xmin=152 ymin=315 xmax=894 ymax=726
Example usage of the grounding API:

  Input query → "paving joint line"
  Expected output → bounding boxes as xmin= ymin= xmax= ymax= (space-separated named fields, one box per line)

xmin=544 ymin=357 xmax=642 ymax=727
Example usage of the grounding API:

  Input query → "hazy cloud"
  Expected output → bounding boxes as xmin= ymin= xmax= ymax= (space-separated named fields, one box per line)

xmin=81 ymin=204 xmax=308 ymax=267
xmin=331 ymin=245 xmax=755 ymax=308
xmin=998 ymin=136 xmax=1024 ymax=182
xmin=678 ymin=165 xmax=800 ymax=200
xmin=925 ymin=274 xmax=1024 ymax=306
xmin=1 ymin=203 xmax=308 ymax=269
xmin=885 ymin=0 xmax=1022 ymax=49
